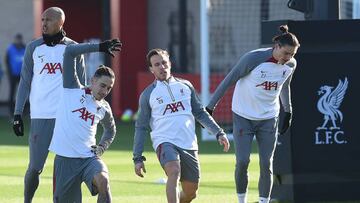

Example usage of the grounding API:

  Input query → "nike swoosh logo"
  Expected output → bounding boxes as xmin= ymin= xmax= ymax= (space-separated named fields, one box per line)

xmin=38 ymin=55 xmax=45 ymax=58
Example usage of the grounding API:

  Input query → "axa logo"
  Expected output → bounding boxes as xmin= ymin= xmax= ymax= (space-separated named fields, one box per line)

xmin=163 ymin=101 xmax=185 ymax=115
xmin=256 ymin=81 xmax=278 ymax=90
xmin=40 ymin=63 xmax=63 ymax=74
xmin=72 ymin=107 xmax=95 ymax=125
xmin=314 ymin=77 xmax=348 ymax=145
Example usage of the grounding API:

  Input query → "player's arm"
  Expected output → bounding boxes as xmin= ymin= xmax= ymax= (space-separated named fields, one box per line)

xmin=66 ymin=39 xmax=87 ymax=86
xmin=207 ymin=53 xmax=254 ymax=111
xmin=62 ymin=43 xmax=98 ymax=89
xmin=133 ymin=90 xmax=152 ymax=177
xmin=13 ymin=41 xmax=38 ymax=137
xmin=14 ymin=41 xmax=36 ymax=116
xmin=185 ymin=81 xmax=230 ymax=152
xmin=75 ymin=54 xmax=87 ymax=86
xmin=63 ymin=39 xmax=121 ymax=89
xmin=91 ymin=104 xmax=116 ymax=156
xmin=279 ymin=58 xmax=297 ymax=134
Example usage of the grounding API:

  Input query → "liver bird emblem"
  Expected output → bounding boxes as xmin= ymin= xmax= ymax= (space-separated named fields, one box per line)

xmin=316 ymin=78 xmax=348 ymax=130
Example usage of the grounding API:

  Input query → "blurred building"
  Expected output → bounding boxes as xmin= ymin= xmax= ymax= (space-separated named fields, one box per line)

xmin=0 ymin=0 xmax=358 ymax=116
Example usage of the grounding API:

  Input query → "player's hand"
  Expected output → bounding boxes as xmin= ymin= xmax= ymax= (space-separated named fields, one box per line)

xmin=279 ymin=112 xmax=292 ymax=135
xmin=216 ymin=131 xmax=230 ymax=152
xmin=13 ymin=114 xmax=24 ymax=137
xmin=99 ymin=39 xmax=122 ymax=57
xmin=134 ymin=162 xmax=146 ymax=178
xmin=91 ymin=144 xmax=105 ymax=157
xmin=205 ymin=107 xmax=213 ymax=116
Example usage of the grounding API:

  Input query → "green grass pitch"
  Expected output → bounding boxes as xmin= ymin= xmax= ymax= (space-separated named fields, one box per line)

xmin=0 ymin=117 xmax=356 ymax=203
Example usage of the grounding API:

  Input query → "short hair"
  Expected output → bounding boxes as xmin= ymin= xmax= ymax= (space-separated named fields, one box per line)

xmin=146 ymin=48 xmax=170 ymax=67
xmin=93 ymin=65 xmax=115 ymax=79
xmin=44 ymin=7 xmax=65 ymax=24
xmin=15 ymin=33 xmax=23 ymax=40
xmin=272 ymin=25 xmax=300 ymax=47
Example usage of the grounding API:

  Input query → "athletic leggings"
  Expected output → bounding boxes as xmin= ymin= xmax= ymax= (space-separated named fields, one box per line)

xmin=232 ymin=113 xmax=278 ymax=198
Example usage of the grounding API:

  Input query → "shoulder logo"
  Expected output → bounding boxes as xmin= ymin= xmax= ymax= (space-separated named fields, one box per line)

xmin=180 ymin=88 xmax=184 ymax=96
xmin=80 ymin=95 xmax=86 ymax=104
xmin=38 ymin=54 xmax=45 ymax=63
xmin=156 ymin=97 xmax=163 ymax=104
xmin=260 ymin=70 xmax=267 ymax=78
xmin=315 ymin=77 xmax=348 ymax=145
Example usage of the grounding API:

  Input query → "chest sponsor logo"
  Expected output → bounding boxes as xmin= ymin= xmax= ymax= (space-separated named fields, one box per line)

xmin=40 ymin=63 xmax=63 ymax=74
xmin=315 ymin=77 xmax=348 ymax=145
xmin=256 ymin=81 xmax=278 ymax=90
xmin=72 ymin=107 xmax=95 ymax=125
xmin=163 ymin=101 xmax=185 ymax=115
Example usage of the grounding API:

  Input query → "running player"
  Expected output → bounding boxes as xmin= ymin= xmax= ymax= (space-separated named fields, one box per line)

xmin=49 ymin=39 xmax=121 ymax=202
xmin=133 ymin=48 xmax=230 ymax=203
xmin=12 ymin=7 xmax=86 ymax=203
xmin=206 ymin=25 xmax=300 ymax=203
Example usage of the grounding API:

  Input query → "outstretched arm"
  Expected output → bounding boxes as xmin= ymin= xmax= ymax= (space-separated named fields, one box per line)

xmin=75 ymin=54 xmax=86 ymax=86
xmin=63 ymin=39 xmax=121 ymax=89
xmin=207 ymin=53 xmax=254 ymax=110
xmin=62 ymin=43 xmax=98 ymax=89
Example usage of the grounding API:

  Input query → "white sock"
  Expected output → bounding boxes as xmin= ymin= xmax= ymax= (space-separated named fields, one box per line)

xmin=237 ymin=193 xmax=247 ymax=203
xmin=259 ymin=197 xmax=270 ymax=203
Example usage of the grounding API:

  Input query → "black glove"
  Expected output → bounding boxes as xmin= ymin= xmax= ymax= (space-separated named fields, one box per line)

xmin=91 ymin=144 xmax=106 ymax=157
xmin=13 ymin=114 xmax=24 ymax=136
xmin=205 ymin=107 xmax=213 ymax=116
xmin=279 ymin=112 xmax=292 ymax=135
xmin=99 ymin=39 xmax=122 ymax=57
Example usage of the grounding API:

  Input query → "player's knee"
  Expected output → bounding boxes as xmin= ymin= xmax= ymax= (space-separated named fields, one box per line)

xmin=26 ymin=167 xmax=43 ymax=176
xmin=184 ymin=189 xmax=197 ymax=201
xmin=236 ymin=159 xmax=250 ymax=170
xmin=259 ymin=159 xmax=272 ymax=171
xmin=166 ymin=165 xmax=181 ymax=179
xmin=93 ymin=172 xmax=110 ymax=194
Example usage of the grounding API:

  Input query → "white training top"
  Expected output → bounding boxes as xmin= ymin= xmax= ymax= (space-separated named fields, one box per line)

xmin=207 ymin=48 xmax=297 ymax=120
xmin=149 ymin=78 xmax=197 ymax=150
xmin=14 ymin=37 xmax=86 ymax=118
xmin=29 ymin=44 xmax=66 ymax=118
xmin=49 ymin=88 xmax=110 ymax=158
xmin=133 ymin=76 xmax=224 ymax=158
xmin=232 ymin=60 xmax=294 ymax=120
